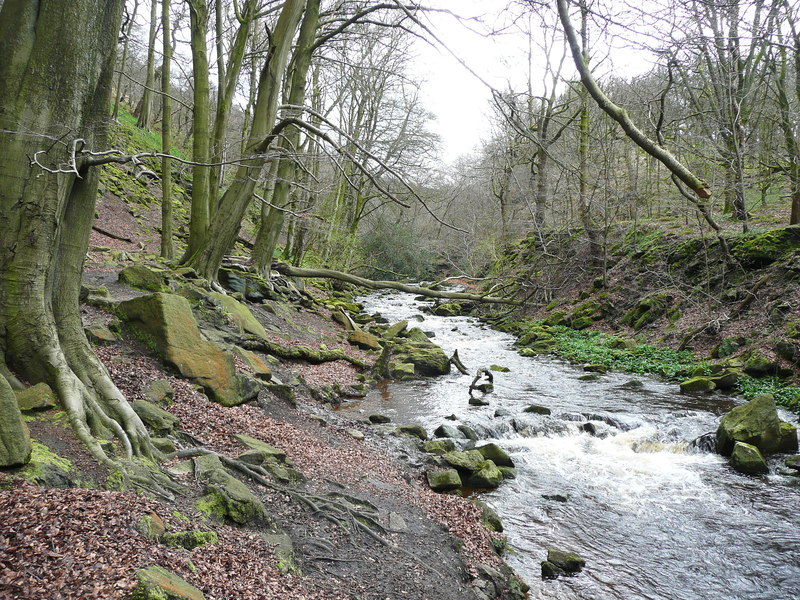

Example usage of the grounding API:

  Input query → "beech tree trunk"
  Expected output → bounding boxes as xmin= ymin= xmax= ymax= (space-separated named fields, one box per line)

xmin=187 ymin=0 xmax=306 ymax=281
xmin=0 ymin=0 xmax=151 ymax=466
xmin=252 ymin=0 xmax=320 ymax=276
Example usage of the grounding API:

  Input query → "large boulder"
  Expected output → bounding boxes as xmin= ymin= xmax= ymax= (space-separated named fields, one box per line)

xmin=118 ymin=264 xmax=170 ymax=292
xmin=716 ymin=394 xmax=794 ymax=456
xmin=730 ymin=442 xmax=769 ymax=475
xmin=381 ymin=340 xmax=451 ymax=377
xmin=433 ymin=423 xmax=466 ymax=439
xmin=426 ymin=469 xmax=462 ymax=492
xmin=117 ymin=293 xmax=257 ymax=406
xmin=476 ymin=443 xmax=514 ymax=468
xmin=347 ymin=330 xmax=381 ymax=350
xmin=464 ymin=460 xmax=503 ymax=489
xmin=679 ymin=377 xmax=716 ymax=392
xmin=194 ymin=454 xmax=268 ymax=525
xmin=0 ymin=377 xmax=31 ymax=467
xmin=443 ymin=450 xmax=485 ymax=472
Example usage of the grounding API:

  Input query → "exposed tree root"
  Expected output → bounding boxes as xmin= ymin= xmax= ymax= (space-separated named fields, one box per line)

xmin=239 ymin=335 xmax=368 ymax=368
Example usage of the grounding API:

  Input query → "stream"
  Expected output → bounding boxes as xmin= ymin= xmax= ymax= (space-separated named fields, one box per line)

xmin=340 ymin=290 xmax=800 ymax=600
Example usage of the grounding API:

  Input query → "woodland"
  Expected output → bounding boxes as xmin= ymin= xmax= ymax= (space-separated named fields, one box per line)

xmin=2 ymin=0 xmax=800 ymax=598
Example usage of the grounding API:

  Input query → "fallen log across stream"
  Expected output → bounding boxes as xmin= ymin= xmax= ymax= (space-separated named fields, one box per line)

xmin=273 ymin=263 xmax=519 ymax=305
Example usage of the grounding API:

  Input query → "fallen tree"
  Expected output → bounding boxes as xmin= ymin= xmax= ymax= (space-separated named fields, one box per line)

xmin=273 ymin=263 xmax=519 ymax=305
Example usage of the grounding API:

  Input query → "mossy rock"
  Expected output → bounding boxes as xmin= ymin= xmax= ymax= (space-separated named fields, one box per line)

xmin=524 ymin=404 xmax=551 ymax=415
xmin=207 ymin=292 xmax=268 ymax=339
xmin=426 ymin=468 xmax=462 ymax=492
xmin=679 ymin=377 xmax=716 ymax=392
xmin=432 ymin=303 xmax=462 ymax=317
xmin=730 ymin=442 xmax=769 ymax=475
xmin=422 ymin=439 xmax=456 ymax=455
xmin=775 ymin=340 xmax=800 ymax=365
xmin=542 ymin=310 xmax=570 ymax=327
xmin=475 ymin=443 xmax=514 ymax=467
xmin=119 ymin=264 xmax=170 ymax=293
xmin=545 ymin=548 xmax=585 ymax=575
xmin=232 ymin=434 xmax=287 ymax=462
xmin=132 ymin=566 xmax=205 ymax=600
xmin=743 ymin=353 xmax=779 ymax=377
xmin=131 ymin=400 xmax=179 ymax=435
xmin=348 ymin=330 xmax=381 ymax=350
xmin=144 ymin=379 xmax=175 ymax=404
xmin=117 ymin=294 xmax=255 ymax=407
xmin=464 ymin=460 xmax=503 ymax=489
xmin=14 ymin=383 xmax=58 ymax=413
xmin=458 ymin=425 xmax=479 ymax=440
xmin=136 ymin=512 xmax=167 ymax=539
xmin=262 ymin=533 xmax=299 ymax=575
xmin=621 ymin=292 xmax=670 ymax=330
xmin=197 ymin=468 xmax=268 ymax=526
xmin=85 ymin=325 xmax=117 ymax=344
xmin=583 ymin=364 xmax=609 ymax=374
xmin=433 ymin=424 xmax=465 ymax=439
xmin=443 ymin=450 xmax=485 ymax=472
xmin=472 ymin=499 xmax=503 ymax=532
xmin=490 ymin=365 xmax=510 ymax=372
xmin=469 ymin=396 xmax=490 ymax=406
xmin=499 ymin=466 xmax=517 ymax=479
xmin=708 ymin=370 xmax=741 ymax=391
xmin=383 ymin=320 xmax=408 ymax=339
xmin=713 ymin=337 xmax=745 ymax=359
xmin=368 ymin=414 xmax=391 ymax=424
xmin=571 ymin=317 xmax=593 ymax=330
xmin=779 ymin=421 xmax=799 ymax=454
xmin=396 ymin=425 xmax=428 ymax=440
xmin=730 ymin=226 xmax=800 ymax=268
xmin=386 ymin=341 xmax=451 ymax=377
xmin=716 ymin=394 xmax=791 ymax=456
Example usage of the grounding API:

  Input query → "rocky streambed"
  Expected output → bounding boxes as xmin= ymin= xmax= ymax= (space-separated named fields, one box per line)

xmin=340 ymin=289 xmax=800 ymax=600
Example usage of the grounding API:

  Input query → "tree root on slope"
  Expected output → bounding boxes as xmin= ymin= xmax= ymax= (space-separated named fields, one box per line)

xmin=166 ymin=447 xmax=445 ymax=579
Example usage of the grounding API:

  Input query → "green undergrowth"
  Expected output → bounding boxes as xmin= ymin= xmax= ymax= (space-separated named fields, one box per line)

xmin=543 ymin=324 xmax=706 ymax=378
xmin=511 ymin=319 xmax=800 ymax=415
xmin=736 ymin=375 xmax=800 ymax=412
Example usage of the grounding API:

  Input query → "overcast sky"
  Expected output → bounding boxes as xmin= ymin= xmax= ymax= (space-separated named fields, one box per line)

xmin=409 ymin=1 xmax=658 ymax=164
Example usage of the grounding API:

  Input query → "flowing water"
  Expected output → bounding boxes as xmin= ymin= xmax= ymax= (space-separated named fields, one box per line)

xmin=340 ymin=290 xmax=800 ymax=600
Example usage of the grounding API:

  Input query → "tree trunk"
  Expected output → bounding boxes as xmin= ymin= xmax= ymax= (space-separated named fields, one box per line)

xmin=113 ymin=0 xmax=140 ymax=121
xmin=136 ymin=0 xmax=159 ymax=129
xmin=273 ymin=264 xmax=518 ymax=305
xmin=209 ymin=0 xmax=257 ymax=213
xmin=185 ymin=0 xmax=212 ymax=259
xmin=187 ymin=0 xmax=306 ymax=281
xmin=0 ymin=0 xmax=150 ymax=466
xmin=161 ymin=0 xmax=174 ymax=259
xmin=250 ymin=0 xmax=319 ymax=277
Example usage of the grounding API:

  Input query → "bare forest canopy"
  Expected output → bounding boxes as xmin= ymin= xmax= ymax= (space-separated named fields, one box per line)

xmin=96 ymin=0 xmax=800 ymax=286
